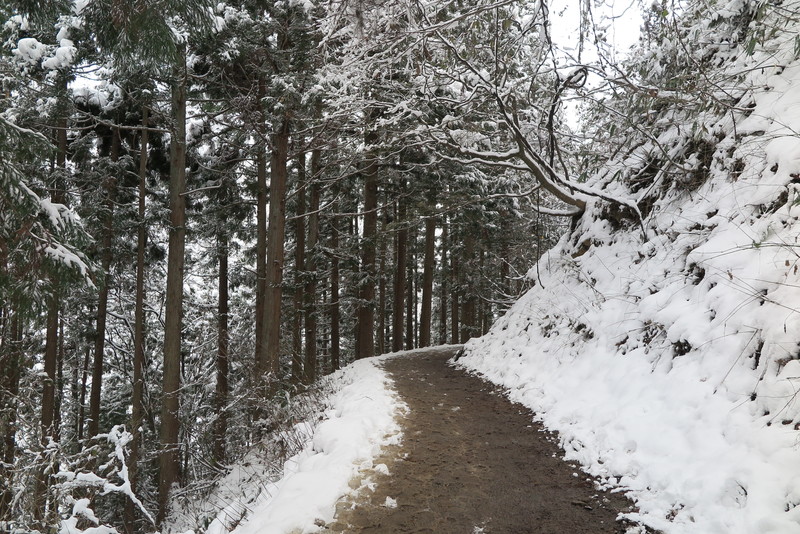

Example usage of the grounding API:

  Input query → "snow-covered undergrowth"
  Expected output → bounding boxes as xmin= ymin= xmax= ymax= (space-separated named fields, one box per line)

xmin=197 ymin=354 xmax=406 ymax=534
xmin=457 ymin=4 xmax=800 ymax=534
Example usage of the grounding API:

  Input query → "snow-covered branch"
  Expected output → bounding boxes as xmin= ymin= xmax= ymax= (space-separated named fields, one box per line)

xmin=407 ymin=5 xmax=645 ymax=225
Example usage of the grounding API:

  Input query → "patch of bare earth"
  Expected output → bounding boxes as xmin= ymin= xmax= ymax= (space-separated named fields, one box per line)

xmin=323 ymin=347 xmax=643 ymax=534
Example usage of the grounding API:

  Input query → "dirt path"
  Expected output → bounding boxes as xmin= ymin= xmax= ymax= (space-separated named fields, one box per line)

xmin=323 ymin=346 xmax=640 ymax=534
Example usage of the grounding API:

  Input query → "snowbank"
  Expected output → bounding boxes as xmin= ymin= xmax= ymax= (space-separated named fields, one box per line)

xmin=207 ymin=353 xmax=406 ymax=534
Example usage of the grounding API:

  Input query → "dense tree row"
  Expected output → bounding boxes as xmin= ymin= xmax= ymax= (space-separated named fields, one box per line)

xmin=0 ymin=0 xmax=614 ymax=532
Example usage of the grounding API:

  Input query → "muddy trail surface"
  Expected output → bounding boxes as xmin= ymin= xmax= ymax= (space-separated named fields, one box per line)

xmin=323 ymin=347 xmax=640 ymax=534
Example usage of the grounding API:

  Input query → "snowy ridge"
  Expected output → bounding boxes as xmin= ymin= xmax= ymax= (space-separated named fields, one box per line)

xmin=206 ymin=353 xmax=408 ymax=534
xmin=456 ymin=9 xmax=800 ymax=534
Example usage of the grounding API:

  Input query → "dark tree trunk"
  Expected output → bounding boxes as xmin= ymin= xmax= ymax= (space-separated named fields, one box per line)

xmin=261 ymin=118 xmax=290 ymax=387
xmin=77 ymin=345 xmax=89 ymax=441
xmin=41 ymin=299 xmax=59 ymax=440
xmin=377 ymin=209 xmax=388 ymax=356
xmin=158 ymin=66 xmax=188 ymax=526
xmin=88 ymin=128 xmax=120 ymax=438
xmin=500 ymin=216 xmax=511 ymax=308
xmin=35 ymin=293 xmax=59 ymax=524
xmin=213 ymin=225 xmax=229 ymax=463
xmin=329 ymin=199 xmax=341 ymax=372
xmin=254 ymin=80 xmax=269 ymax=379
xmin=303 ymin=150 xmax=321 ymax=384
xmin=125 ymin=108 xmax=149 ymax=532
xmin=420 ymin=217 xmax=436 ymax=347
xmin=451 ymin=253 xmax=459 ymax=344
xmin=292 ymin=155 xmax=306 ymax=386
xmin=0 ymin=304 xmax=21 ymax=523
xmin=480 ymin=248 xmax=491 ymax=335
xmin=40 ymin=112 xmax=67 ymax=446
xmin=356 ymin=120 xmax=379 ymax=359
xmin=405 ymin=232 xmax=414 ymax=351
xmin=460 ymin=233 xmax=477 ymax=343
xmin=439 ymin=220 xmax=448 ymax=345
xmin=392 ymin=195 xmax=407 ymax=353
xmin=55 ymin=317 xmax=64 ymax=441
xmin=70 ymin=331 xmax=80 ymax=441
xmin=35 ymin=110 xmax=68 ymax=524
xmin=321 ymin=288 xmax=329 ymax=374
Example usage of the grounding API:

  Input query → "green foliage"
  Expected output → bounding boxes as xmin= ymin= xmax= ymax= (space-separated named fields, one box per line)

xmin=0 ymin=117 xmax=95 ymax=312
xmin=82 ymin=0 xmax=216 ymax=74
xmin=2 ymin=0 xmax=71 ymax=27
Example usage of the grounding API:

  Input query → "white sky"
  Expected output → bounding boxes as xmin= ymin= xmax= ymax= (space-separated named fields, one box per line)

xmin=548 ymin=0 xmax=643 ymax=127
xmin=551 ymin=0 xmax=643 ymax=64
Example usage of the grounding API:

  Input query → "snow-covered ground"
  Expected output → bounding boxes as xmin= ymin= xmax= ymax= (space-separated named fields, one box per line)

xmin=201 ymin=351 xmax=411 ymax=534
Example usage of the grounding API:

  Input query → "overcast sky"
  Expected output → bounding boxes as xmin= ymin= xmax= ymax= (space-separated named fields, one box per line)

xmin=551 ymin=0 xmax=643 ymax=64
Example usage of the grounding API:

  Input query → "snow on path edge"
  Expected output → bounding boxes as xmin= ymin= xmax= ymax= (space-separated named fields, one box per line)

xmin=217 ymin=347 xmax=455 ymax=534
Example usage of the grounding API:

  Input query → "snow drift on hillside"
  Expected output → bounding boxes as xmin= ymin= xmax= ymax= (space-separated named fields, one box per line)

xmin=201 ymin=353 xmax=406 ymax=534
xmin=456 ymin=5 xmax=800 ymax=534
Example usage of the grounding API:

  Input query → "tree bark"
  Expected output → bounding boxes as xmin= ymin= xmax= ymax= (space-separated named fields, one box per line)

xmin=88 ymin=128 xmax=120 ymax=438
xmin=420 ymin=217 xmax=436 ymax=347
xmin=35 ymin=109 xmax=68 ymax=524
xmin=355 ymin=118 xmax=379 ymax=359
xmin=377 ymin=210 xmax=387 ymax=356
xmin=262 ymin=118 xmax=290 ymax=386
xmin=480 ymin=248 xmax=491 ymax=335
xmin=303 ymin=149 xmax=321 ymax=384
xmin=439 ymin=220 xmax=448 ymax=345
xmin=0 ymin=305 xmax=20 ymax=523
xmin=450 ymin=253 xmax=459 ymax=344
xmin=77 ymin=345 xmax=90 ymax=441
xmin=35 ymin=292 xmax=59 ymax=524
xmin=70 ymin=329 xmax=80 ymax=441
xmin=500 ymin=215 xmax=511 ymax=309
xmin=42 ymin=302 xmax=59 ymax=434
xmin=292 ymin=154 xmax=306 ymax=386
xmin=405 ymin=232 xmax=415 ymax=351
xmin=40 ymin=112 xmax=68 ymax=445
xmin=254 ymin=79 xmax=269 ymax=379
xmin=460 ymin=232 xmax=477 ymax=343
xmin=329 ymin=198 xmax=341 ymax=372
xmin=158 ymin=63 xmax=188 ymax=526
xmin=213 ymin=220 xmax=229 ymax=464
xmin=55 ymin=317 xmax=64 ymax=442
xmin=392 ymin=195 xmax=407 ymax=353
xmin=125 ymin=107 xmax=149 ymax=532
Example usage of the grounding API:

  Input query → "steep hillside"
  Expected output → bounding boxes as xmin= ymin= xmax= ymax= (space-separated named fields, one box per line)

xmin=457 ymin=3 xmax=800 ymax=533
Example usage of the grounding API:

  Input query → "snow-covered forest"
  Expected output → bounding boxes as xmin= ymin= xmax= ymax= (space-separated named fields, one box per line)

xmin=1 ymin=0 xmax=799 ymax=532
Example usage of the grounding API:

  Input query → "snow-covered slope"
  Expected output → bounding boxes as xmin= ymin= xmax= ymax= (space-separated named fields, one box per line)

xmin=457 ymin=4 xmax=800 ymax=534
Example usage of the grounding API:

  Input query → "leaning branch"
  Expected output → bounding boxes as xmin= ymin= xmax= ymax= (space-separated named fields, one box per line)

xmin=432 ymin=32 xmax=587 ymax=213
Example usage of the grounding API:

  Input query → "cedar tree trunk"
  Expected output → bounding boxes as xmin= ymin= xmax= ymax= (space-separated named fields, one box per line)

xmin=157 ymin=66 xmax=188 ymax=526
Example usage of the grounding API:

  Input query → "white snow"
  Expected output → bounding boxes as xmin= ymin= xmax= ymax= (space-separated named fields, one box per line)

xmin=71 ymin=498 xmax=99 ymax=525
xmin=208 ymin=351 xmax=409 ymax=534
xmin=42 ymin=39 xmax=78 ymax=70
xmin=373 ymin=463 xmax=390 ymax=475
xmin=14 ymin=37 xmax=46 ymax=64
xmin=73 ymin=0 xmax=92 ymax=15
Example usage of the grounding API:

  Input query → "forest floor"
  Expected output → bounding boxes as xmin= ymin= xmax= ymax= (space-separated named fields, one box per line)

xmin=320 ymin=347 xmax=643 ymax=534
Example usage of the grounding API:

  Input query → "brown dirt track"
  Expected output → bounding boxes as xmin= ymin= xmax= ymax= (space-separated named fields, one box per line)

xmin=322 ymin=346 xmax=642 ymax=534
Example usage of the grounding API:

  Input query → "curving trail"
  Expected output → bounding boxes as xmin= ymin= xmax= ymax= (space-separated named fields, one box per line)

xmin=324 ymin=346 xmax=640 ymax=534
